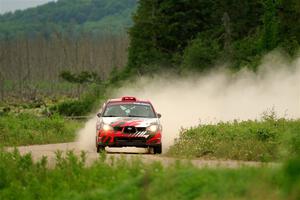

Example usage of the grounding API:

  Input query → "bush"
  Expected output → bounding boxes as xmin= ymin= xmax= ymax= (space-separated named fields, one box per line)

xmin=51 ymin=83 xmax=106 ymax=116
xmin=0 ymin=113 xmax=82 ymax=146
xmin=168 ymin=117 xmax=300 ymax=162
xmin=53 ymin=100 xmax=94 ymax=116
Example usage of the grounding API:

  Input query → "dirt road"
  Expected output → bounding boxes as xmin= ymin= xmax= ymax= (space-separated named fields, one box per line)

xmin=8 ymin=142 xmax=277 ymax=168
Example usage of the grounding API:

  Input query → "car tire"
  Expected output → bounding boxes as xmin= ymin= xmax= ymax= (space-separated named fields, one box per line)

xmin=97 ymin=145 xmax=105 ymax=153
xmin=153 ymin=145 xmax=162 ymax=154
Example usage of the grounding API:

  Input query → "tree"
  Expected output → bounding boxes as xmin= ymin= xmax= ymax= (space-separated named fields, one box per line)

xmin=278 ymin=0 xmax=300 ymax=55
xmin=261 ymin=0 xmax=280 ymax=51
xmin=182 ymin=36 xmax=220 ymax=71
xmin=127 ymin=0 xmax=264 ymax=72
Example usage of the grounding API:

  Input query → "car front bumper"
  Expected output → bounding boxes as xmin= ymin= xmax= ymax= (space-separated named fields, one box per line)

xmin=96 ymin=130 xmax=161 ymax=147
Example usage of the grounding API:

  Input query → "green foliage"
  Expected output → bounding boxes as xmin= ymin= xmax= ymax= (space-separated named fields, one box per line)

xmin=0 ymin=0 xmax=137 ymax=38
xmin=128 ymin=0 xmax=300 ymax=72
xmin=168 ymin=116 xmax=300 ymax=162
xmin=278 ymin=0 xmax=300 ymax=54
xmin=182 ymin=36 xmax=221 ymax=71
xmin=50 ymin=83 xmax=106 ymax=116
xmin=106 ymin=67 xmax=132 ymax=86
xmin=53 ymin=100 xmax=93 ymax=117
xmin=0 ymin=149 xmax=299 ymax=199
xmin=0 ymin=113 xmax=81 ymax=146
xmin=60 ymin=71 xmax=100 ymax=84
xmin=53 ymin=71 xmax=105 ymax=116
xmin=231 ymin=32 xmax=263 ymax=69
xmin=128 ymin=0 xmax=217 ymax=70
xmin=281 ymin=156 xmax=300 ymax=197
xmin=261 ymin=0 xmax=280 ymax=51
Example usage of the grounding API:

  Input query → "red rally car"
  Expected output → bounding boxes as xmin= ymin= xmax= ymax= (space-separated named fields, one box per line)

xmin=96 ymin=96 xmax=162 ymax=154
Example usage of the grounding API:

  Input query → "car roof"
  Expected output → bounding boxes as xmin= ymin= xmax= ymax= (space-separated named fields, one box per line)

xmin=101 ymin=96 xmax=157 ymax=113
xmin=107 ymin=96 xmax=151 ymax=104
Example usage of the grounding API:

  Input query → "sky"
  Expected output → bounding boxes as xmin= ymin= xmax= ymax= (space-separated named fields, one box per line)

xmin=0 ymin=0 xmax=55 ymax=14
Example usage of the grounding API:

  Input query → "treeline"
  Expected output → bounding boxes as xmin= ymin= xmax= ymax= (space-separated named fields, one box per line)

xmin=0 ymin=32 xmax=128 ymax=100
xmin=127 ymin=0 xmax=300 ymax=73
xmin=0 ymin=0 xmax=137 ymax=38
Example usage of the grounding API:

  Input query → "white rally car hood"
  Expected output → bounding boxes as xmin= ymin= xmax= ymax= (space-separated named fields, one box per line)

xmin=101 ymin=117 xmax=159 ymax=127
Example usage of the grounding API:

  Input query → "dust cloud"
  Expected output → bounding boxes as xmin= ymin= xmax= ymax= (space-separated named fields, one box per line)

xmin=77 ymin=52 xmax=300 ymax=152
xmin=77 ymin=116 xmax=98 ymax=151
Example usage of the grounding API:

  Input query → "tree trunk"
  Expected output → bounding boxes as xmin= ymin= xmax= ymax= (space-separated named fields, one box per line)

xmin=0 ymin=73 xmax=4 ymax=101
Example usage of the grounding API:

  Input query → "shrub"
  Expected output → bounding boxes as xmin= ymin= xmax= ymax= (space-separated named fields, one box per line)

xmin=50 ymin=83 xmax=106 ymax=116
xmin=167 ymin=117 xmax=300 ymax=162
xmin=0 ymin=113 xmax=82 ymax=146
xmin=53 ymin=100 xmax=93 ymax=116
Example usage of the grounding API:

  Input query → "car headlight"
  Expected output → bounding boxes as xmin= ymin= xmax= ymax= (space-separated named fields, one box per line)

xmin=147 ymin=124 xmax=158 ymax=132
xmin=102 ymin=124 xmax=113 ymax=131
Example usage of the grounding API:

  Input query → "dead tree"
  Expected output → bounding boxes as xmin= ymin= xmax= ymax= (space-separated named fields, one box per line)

xmin=0 ymin=72 xmax=4 ymax=101
xmin=222 ymin=12 xmax=233 ymax=58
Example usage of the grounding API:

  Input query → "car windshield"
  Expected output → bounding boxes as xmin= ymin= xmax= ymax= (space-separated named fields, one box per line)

xmin=103 ymin=103 xmax=156 ymax=118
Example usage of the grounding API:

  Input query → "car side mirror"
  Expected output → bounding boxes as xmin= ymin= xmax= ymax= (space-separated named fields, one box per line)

xmin=97 ymin=112 xmax=102 ymax=118
xmin=157 ymin=113 xmax=162 ymax=118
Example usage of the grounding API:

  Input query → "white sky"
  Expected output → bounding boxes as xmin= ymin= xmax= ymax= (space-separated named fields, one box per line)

xmin=0 ymin=0 xmax=56 ymax=14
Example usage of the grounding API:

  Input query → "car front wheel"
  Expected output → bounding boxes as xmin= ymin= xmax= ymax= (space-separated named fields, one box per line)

xmin=153 ymin=145 xmax=162 ymax=154
xmin=97 ymin=145 xmax=105 ymax=153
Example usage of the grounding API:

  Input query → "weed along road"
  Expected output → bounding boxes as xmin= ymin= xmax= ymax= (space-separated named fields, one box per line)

xmin=10 ymin=142 xmax=275 ymax=168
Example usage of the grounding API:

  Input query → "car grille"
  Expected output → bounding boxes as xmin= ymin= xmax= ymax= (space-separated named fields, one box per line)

xmin=114 ymin=126 xmax=147 ymax=134
xmin=114 ymin=137 xmax=146 ymax=143
xmin=123 ymin=126 xmax=136 ymax=134
xmin=136 ymin=127 xmax=147 ymax=132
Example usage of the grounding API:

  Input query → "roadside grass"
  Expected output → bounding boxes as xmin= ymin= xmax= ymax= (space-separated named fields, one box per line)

xmin=167 ymin=115 xmax=300 ymax=162
xmin=0 ymin=113 xmax=82 ymax=146
xmin=0 ymin=81 xmax=106 ymax=147
xmin=0 ymin=149 xmax=299 ymax=200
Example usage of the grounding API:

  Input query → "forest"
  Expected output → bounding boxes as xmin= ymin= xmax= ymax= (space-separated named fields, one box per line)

xmin=0 ymin=0 xmax=137 ymax=38
xmin=128 ymin=0 xmax=300 ymax=73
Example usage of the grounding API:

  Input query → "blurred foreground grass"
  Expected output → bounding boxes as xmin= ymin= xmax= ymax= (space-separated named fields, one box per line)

xmin=0 ymin=149 xmax=299 ymax=200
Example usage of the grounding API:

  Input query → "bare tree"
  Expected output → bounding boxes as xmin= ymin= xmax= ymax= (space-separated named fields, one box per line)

xmin=222 ymin=12 xmax=233 ymax=57
xmin=0 ymin=31 xmax=129 ymax=101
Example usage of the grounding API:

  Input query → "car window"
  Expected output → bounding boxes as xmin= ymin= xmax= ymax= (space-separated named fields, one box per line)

xmin=103 ymin=103 xmax=156 ymax=118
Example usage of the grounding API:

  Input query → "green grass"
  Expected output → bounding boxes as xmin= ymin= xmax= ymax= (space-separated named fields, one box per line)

xmin=0 ymin=149 xmax=299 ymax=200
xmin=0 ymin=113 xmax=82 ymax=146
xmin=167 ymin=115 xmax=300 ymax=162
